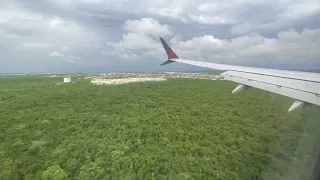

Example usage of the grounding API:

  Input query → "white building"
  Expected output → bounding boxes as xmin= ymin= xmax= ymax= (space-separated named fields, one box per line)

xmin=63 ymin=77 xmax=72 ymax=83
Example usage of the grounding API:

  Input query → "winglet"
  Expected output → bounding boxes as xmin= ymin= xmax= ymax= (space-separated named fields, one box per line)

xmin=160 ymin=37 xmax=179 ymax=66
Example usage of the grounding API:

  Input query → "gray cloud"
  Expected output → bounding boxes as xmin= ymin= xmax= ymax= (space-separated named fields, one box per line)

xmin=1 ymin=0 xmax=320 ymax=73
xmin=109 ymin=20 xmax=320 ymax=67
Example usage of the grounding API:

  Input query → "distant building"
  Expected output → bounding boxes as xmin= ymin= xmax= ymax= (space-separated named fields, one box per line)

xmin=63 ymin=77 xmax=71 ymax=83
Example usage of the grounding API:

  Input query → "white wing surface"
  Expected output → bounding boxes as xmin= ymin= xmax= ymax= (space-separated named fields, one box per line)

xmin=159 ymin=37 xmax=320 ymax=111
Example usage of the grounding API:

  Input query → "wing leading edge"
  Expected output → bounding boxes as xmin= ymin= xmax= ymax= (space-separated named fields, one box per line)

xmin=159 ymin=37 xmax=320 ymax=112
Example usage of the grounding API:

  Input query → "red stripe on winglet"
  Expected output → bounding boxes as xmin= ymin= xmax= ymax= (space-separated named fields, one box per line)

xmin=168 ymin=50 xmax=174 ymax=56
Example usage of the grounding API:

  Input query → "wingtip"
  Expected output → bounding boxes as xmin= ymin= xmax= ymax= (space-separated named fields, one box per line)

xmin=159 ymin=37 xmax=179 ymax=60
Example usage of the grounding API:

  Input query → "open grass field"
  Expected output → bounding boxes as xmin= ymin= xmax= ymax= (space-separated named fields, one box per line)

xmin=1 ymin=75 xmax=320 ymax=180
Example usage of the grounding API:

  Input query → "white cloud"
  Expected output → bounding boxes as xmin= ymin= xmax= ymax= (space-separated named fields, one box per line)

xmin=279 ymin=0 xmax=320 ymax=19
xmin=73 ymin=0 xmax=243 ymax=25
xmin=106 ymin=18 xmax=173 ymax=61
xmin=124 ymin=18 xmax=172 ymax=36
xmin=49 ymin=46 xmax=80 ymax=64
xmin=106 ymin=32 xmax=162 ymax=62
xmin=60 ymin=46 xmax=71 ymax=53
xmin=108 ymin=32 xmax=160 ymax=50
xmin=49 ymin=46 xmax=71 ymax=57
xmin=50 ymin=50 xmax=64 ymax=57
xmin=64 ymin=58 xmax=77 ymax=64
xmin=48 ymin=0 xmax=320 ymax=28
xmin=146 ymin=7 xmax=187 ymax=22
xmin=1 ymin=0 xmax=320 ymax=72
xmin=22 ymin=42 xmax=53 ymax=48
xmin=229 ymin=0 xmax=320 ymax=35
xmin=0 ymin=2 xmax=99 ymax=52
xmin=174 ymin=28 xmax=320 ymax=63
xmin=108 ymin=18 xmax=320 ymax=66
xmin=188 ymin=15 xmax=232 ymax=25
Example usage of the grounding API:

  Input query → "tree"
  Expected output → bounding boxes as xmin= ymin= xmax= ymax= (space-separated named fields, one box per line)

xmin=42 ymin=165 xmax=68 ymax=180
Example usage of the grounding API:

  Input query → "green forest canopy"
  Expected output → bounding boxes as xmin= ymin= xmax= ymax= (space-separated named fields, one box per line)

xmin=0 ymin=75 xmax=320 ymax=180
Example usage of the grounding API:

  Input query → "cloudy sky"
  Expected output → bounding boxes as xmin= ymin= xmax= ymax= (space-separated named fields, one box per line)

xmin=1 ymin=0 xmax=320 ymax=73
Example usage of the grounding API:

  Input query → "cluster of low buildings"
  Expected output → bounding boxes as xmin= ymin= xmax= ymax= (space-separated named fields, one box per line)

xmin=50 ymin=72 xmax=224 ymax=86
xmin=162 ymin=72 xmax=222 ymax=80
xmin=85 ymin=72 xmax=221 ymax=79
xmin=84 ymin=72 xmax=165 ymax=79
xmin=91 ymin=77 xmax=167 ymax=85
xmin=88 ymin=72 xmax=224 ymax=85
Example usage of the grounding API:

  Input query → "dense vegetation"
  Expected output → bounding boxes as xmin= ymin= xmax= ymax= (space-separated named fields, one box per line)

xmin=0 ymin=75 xmax=319 ymax=180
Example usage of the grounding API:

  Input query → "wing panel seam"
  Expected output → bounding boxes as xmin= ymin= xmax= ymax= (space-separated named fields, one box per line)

xmin=228 ymin=70 xmax=320 ymax=83
xmin=225 ymin=74 xmax=320 ymax=96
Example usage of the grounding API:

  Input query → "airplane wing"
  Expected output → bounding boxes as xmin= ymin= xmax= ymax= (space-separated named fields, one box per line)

xmin=159 ymin=37 xmax=320 ymax=112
